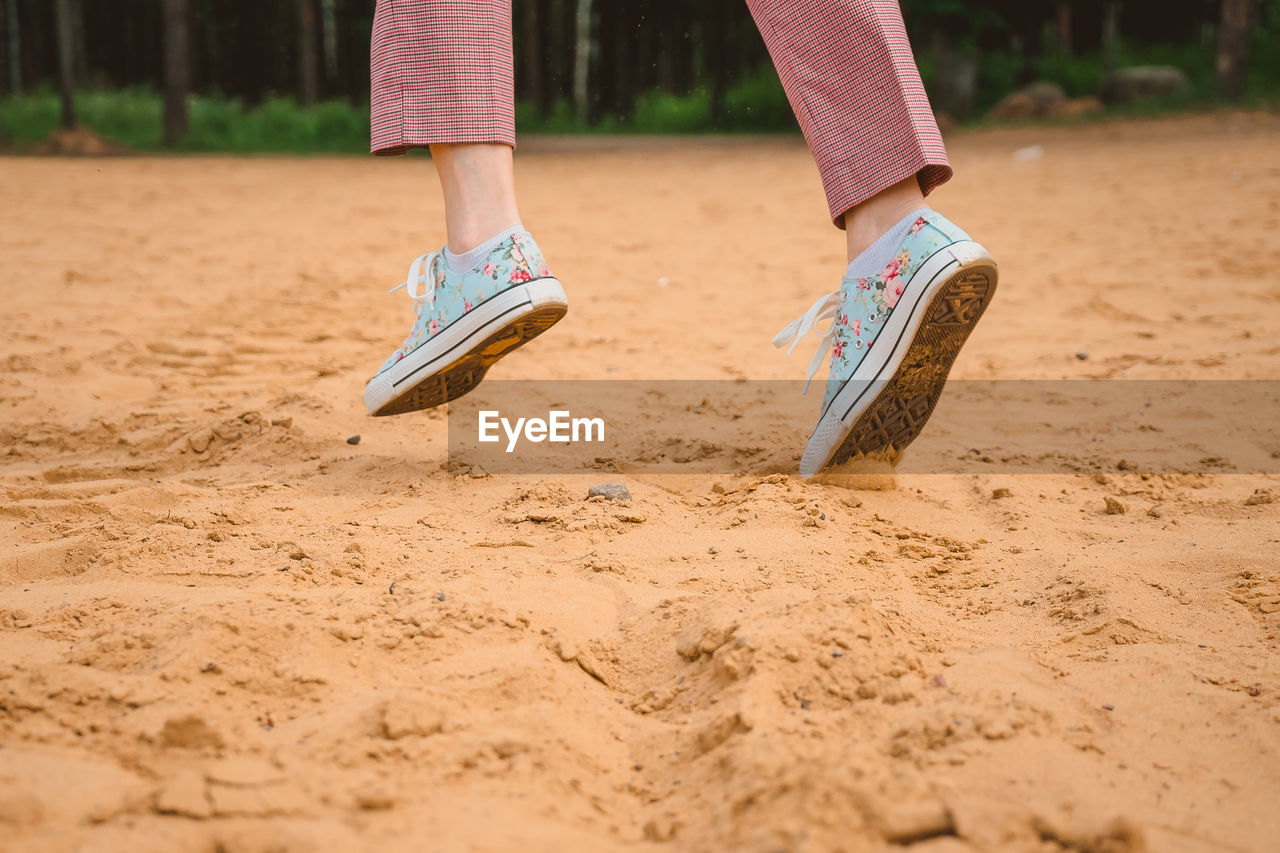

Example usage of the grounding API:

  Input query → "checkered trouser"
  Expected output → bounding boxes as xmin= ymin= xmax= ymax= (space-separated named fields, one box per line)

xmin=371 ymin=0 xmax=951 ymax=224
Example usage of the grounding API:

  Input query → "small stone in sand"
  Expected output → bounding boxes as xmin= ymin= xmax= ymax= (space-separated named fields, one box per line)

xmin=160 ymin=714 xmax=224 ymax=749
xmin=1075 ymin=351 xmax=1089 ymax=360
xmin=356 ymin=791 xmax=396 ymax=811
xmin=1104 ymin=496 xmax=1127 ymax=515
xmin=992 ymin=487 xmax=1013 ymax=499
xmin=588 ymin=482 xmax=631 ymax=502
xmin=346 ymin=435 xmax=361 ymax=445
xmin=1244 ymin=488 xmax=1274 ymax=506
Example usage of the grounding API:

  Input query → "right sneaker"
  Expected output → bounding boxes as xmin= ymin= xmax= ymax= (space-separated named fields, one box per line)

xmin=363 ymin=229 xmax=567 ymax=416
xmin=774 ymin=211 xmax=998 ymax=477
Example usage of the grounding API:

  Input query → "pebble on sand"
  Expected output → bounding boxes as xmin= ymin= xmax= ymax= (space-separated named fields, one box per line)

xmin=346 ymin=435 xmax=361 ymax=445
xmin=588 ymin=482 xmax=631 ymax=502
xmin=1244 ymin=488 xmax=1274 ymax=506
xmin=160 ymin=714 xmax=225 ymax=750
xmin=1104 ymin=496 xmax=1128 ymax=515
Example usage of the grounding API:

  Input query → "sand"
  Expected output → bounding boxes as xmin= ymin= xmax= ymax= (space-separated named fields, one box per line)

xmin=2 ymin=112 xmax=1279 ymax=852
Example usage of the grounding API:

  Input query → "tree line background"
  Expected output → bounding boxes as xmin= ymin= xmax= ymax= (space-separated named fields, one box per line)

xmin=1 ymin=0 xmax=1276 ymax=151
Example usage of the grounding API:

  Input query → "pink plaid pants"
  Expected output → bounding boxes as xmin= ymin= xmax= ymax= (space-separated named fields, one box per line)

xmin=370 ymin=0 xmax=951 ymax=225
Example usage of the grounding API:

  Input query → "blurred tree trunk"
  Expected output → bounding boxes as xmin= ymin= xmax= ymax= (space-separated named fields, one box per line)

xmin=71 ymin=0 xmax=87 ymax=84
xmin=297 ymin=0 xmax=319 ymax=105
xmin=573 ymin=0 xmax=591 ymax=122
xmin=657 ymin=9 xmax=675 ymax=90
xmin=520 ymin=0 xmax=542 ymax=107
xmin=320 ymin=0 xmax=337 ymax=85
xmin=1101 ymin=1 xmax=1120 ymax=72
xmin=163 ymin=0 xmax=189 ymax=145
xmin=705 ymin=2 xmax=729 ymax=125
xmin=1055 ymin=2 xmax=1072 ymax=55
xmin=54 ymin=0 xmax=75 ymax=127
xmin=610 ymin=3 xmax=634 ymax=122
xmin=5 ymin=0 xmax=21 ymax=95
xmin=542 ymin=0 xmax=564 ymax=113
xmin=675 ymin=22 xmax=694 ymax=93
xmin=636 ymin=2 xmax=656 ymax=91
xmin=1216 ymin=0 xmax=1252 ymax=99
xmin=931 ymin=35 xmax=976 ymax=120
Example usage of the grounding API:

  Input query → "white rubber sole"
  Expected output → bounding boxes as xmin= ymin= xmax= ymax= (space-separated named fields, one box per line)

xmin=364 ymin=277 xmax=568 ymax=416
xmin=800 ymin=240 xmax=998 ymax=477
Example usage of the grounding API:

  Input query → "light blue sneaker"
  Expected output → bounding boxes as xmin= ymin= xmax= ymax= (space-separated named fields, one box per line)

xmin=363 ymin=228 xmax=567 ymax=416
xmin=774 ymin=211 xmax=998 ymax=476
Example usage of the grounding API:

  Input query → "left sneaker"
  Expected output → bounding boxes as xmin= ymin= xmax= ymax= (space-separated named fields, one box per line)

xmin=774 ymin=211 xmax=998 ymax=477
xmin=363 ymin=229 xmax=567 ymax=416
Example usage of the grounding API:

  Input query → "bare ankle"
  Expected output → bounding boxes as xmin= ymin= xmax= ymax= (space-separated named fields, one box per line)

xmin=430 ymin=143 xmax=522 ymax=253
xmin=843 ymin=176 xmax=929 ymax=262
xmin=447 ymin=217 xmax=522 ymax=254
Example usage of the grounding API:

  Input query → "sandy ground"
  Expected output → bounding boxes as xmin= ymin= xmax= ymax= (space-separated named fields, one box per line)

xmin=2 ymin=113 xmax=1279 ymax=852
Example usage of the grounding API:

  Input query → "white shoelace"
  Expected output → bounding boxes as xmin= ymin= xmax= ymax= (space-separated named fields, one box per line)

xmin=388 ymin=251 xmax=440 ymax=306
xmin=772 ymin=289 xmax=841 ymax=394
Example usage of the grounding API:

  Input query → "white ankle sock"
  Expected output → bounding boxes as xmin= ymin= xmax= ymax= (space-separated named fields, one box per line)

xmin=443 ymin=224 xmax=524 ymax=275
xmin=845 ymin=209 xmax=929 ymax=281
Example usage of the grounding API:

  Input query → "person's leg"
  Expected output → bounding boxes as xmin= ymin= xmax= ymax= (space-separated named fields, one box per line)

xmin=744 ymin=0 xmax=950 ymax=256
xmin=371 ymin=0 xmax=520 ymax=253
xmin=755 ymin=0 xmax=998 ymax=475
xmin=430 ymin=143 xmax=521 ymax=254
xmin=364 ymin=0 xmax=566 ymax=417
xmin=842 ymin=175 xmax=926 ymax=265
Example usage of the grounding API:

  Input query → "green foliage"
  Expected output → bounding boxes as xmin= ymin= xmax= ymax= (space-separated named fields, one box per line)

xmin=631 ymin=89 xmax=711 ymax=133
xmin=962 ymin=36 xmax=1273 ymax=122
xmin=0 ymin=88 xmax=371 ymax=153
xmin=513 ymin=98 xmax=596 ymax=133
xmin=191 ymin=97 xmax=369 ymax=153
xmin=514 ymin=68 xmax=793 ymax=135
xmin=721 ymin=67 xmax=793 ymax=131
xmin=1034 ymin=51 xmax=1106 ymax=98
xmin=900 ymin=0 xmax=1007 ymax=52
xmin=4 ymin=31 xmax=1279 ymax=155
xmin=0 ymin=87 xmax=165 ymax=146
xmin=972 ymin=50 xmax=1023 ymax=113
xmin=1119 ymin=43 xmax=1216 ymax=95
xmin=1247 ymin=0 xmax=1280 ymax=95
xmin=0 ymin=87 xmax=54 ymax=144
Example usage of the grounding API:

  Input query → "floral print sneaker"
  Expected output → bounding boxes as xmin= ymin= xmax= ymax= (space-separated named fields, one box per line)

xmin=363 ymin=228 xmax=567 ymax=416
xmin=774 ymin=211 xmax=998 ymax=476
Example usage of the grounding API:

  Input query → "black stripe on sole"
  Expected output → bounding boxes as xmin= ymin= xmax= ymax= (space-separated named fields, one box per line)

xmin=823 ymin=262 xmax=998 ymax=469
xmin=371 ymin=303 xmax=567 ymax=417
